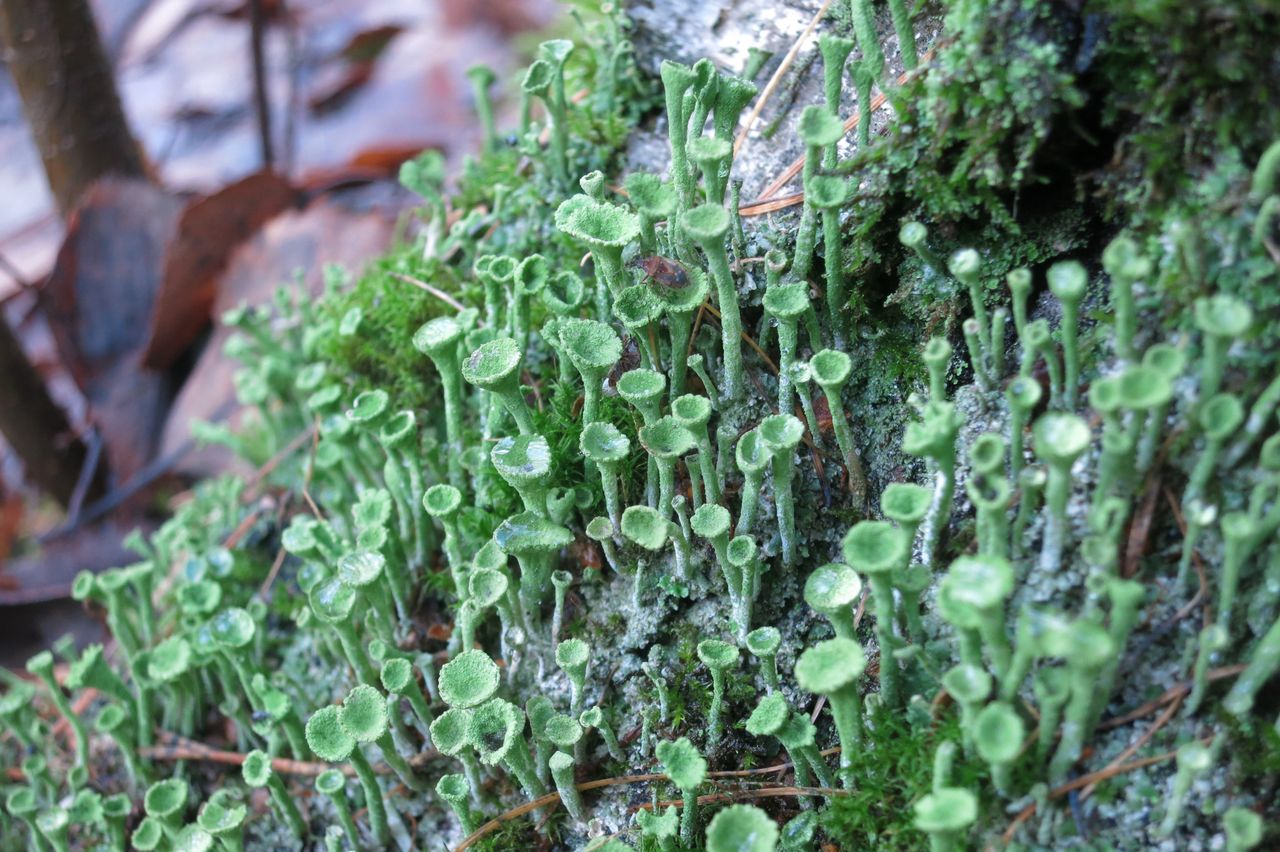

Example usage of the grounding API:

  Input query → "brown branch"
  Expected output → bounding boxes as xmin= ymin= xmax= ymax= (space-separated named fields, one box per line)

xmin=0 ymin=0 xmax=146 ymax=214
xmin=141 ymin=731 xmax=441 ymax=779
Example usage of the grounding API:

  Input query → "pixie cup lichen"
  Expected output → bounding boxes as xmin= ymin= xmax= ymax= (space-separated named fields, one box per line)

xmin=795 ymin=637 xmax=867 ymax=783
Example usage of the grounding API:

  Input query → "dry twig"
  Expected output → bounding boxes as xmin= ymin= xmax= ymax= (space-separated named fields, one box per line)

xmin=733 ymin=0 xmax=837 ymax=158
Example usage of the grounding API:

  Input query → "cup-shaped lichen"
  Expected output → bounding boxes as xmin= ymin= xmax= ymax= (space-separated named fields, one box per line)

xmin=735 ymin=429 xmax=770 ymax=535
xmin=764 ymin=282 xmax=811 ymax=414
xmin=902 ymin=400 xmax=964 ymax=566
xmin=1032 ymin=413 xmax=1091 ymax=574
xmin=804 ymin=563 xmax=862 ymax=640
xmin=636 ymin=804 xmax=680 ymax=851
xmin=438 ymin=649 xmax=501 ymax=710
xmin=655 ymin=737 xmax=708 ymax=847
xmin=793 ymin=106 xmax=844 ymax=281
xmin=842 ymin=521 xmax=910 ymax=705
xmin=1186 ymin=392 xmax=1244 ymax=503
xmin=555 ymin=638 xmax=591 ymax=716
xmin=696 ymin=639 xmax=740 ymax=747
xmin=430 ymin=707 xmax=489 ymax=808
xmin=625 ymin=172 xmax=676 ymax=253
xmin=1193 ymin=293 xmax=1252 ymax=402
xmin=144 ymin=778 xmax=189 ymax=835
xmin=745 ymin=692 xmax=834 ymax=791
xmin=495 ymin=511 xmax=574 ymax=622
xmin=795 ymin=637 xmax=867 ymax=782
xmin=973 ymin=700 xmax=1025 ymax=795
xmin=692 ymin=502 xmax=733 ymax=589
xmin=618 ymin=368 xmax=667 ymax=426
xmin=437 ymin=773 xmax=477 ymax=836
xmin=340 ymin=683 xmax=425 ymax=792
xmin=26 ymin=651 xmax=90 ymax=770
xmin=492 ymin=434 xmax=554 ymax=516
xmin=580 ymin=422 xmax=631 ymax=529
xmin=640 ymin=416 xmax=696 ymax=519
xmin=462 ymin=336 xmax=535 ymax=435
xmin=940 ymin=555 xmax=1015 ymax=681
xmin=94 ymin=704 xmax=149 ymax=789
xmin=555 ymin=194 xmax=641 ymax=300
xmin=467 ymin=697 xmax=545 ymax=799
xmin=745 ymin=625 xmax=782 ymax=693
xmin=807 ymin=175 xmax=853 ymax=344
xmin=1223 ymin=807 xmax=1263 ymax=852
xmin=313 ymin=769 xmax=360 ymax=849
xmin=424 ymin=483 xmax=468 ymax=596
xmin=308 ymin=577 xmax=380 ymax=687
xmin=305 ymin=706 xmax=387 ymax=845
xmin=1046 ymin=260 xmax=1087 ymax=408
xmin=705 ymin=804 xmax=779 ymax=852
xmin=810 ymin=349 xmax=865 ymax=502
xmin=197 ymin=792 xmax=248 ymax=852
xmin=881 ymin=482 xmax=931 ymax=554
xmin=687 ymin=135 xmax=733 ymax=205
xmin=671 ymin=393 xmax=720 ymax=505
xmin=653 ymin=267 xmax=710 ymax=397
xmin=559 ymin=318 xmax=623 ymax=422
xmin=759 ymin=414 xmax=805 ymax=566
xmin=614 ymin=287 xmax=667 ymax=368
xmin=913 ymin=786 xmax=978 ymax=852
xmin=681 ymin=203 xmax=744 ymax=401
xmin=242 ymin=750 xmax=306 ymax=837
xmin=1044 ymin=619 xmax=1118 ymax=784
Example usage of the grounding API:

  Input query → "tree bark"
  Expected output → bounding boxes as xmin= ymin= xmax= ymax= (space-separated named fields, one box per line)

xmin=0 ymin=317 xmax=100 ymax=508
xmin=0 ymin=0 xmax=147 ymax=216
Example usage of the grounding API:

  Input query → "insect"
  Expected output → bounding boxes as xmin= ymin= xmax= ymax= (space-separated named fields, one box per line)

xmin=630 ymin=255 xmax=689 ymax=290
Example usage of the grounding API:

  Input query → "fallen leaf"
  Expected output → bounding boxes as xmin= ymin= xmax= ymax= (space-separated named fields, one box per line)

xmin=41 ymin=178 xmax=185 ymax=480
xmin=159 ymin=193 xmax=397 ymax=479
xmin=142 ymin=171 xmax=297 ymax=370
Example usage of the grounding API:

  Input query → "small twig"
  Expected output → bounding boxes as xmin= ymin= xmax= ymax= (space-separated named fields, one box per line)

xmin=388 ymin=271 xmax=468 ymax=313
xmin=1098 ymin=664 xmax=1245 ymax=731
xmin=299 ymin=419 xmax=323 ymax=519
xmin=699 ymin=302 xmax=779 ymax=374
xmin=454 ymin=754 xmax=847 ymax=852
xmin=686 ymin=301 xmax=709 ymax=359
xmin=640 ymin=785 xmax=847 ymax=811
xmin=739 ymin=191 xmax=806 ymax=218
xmin=244 ymin=425 xmax=317 ymax=497
xmin=751 ymin=48 xmax=938 ymax=204
xmin=1164 ymin=485 xmax=1209 ymax=625
xmin=997 ymin=736 xmax=1205 ymax=846
xmin=734 ymin=0 xmax=836 ymax=158
xmin=141 ymin=731 xmax=440 ymax=779
xmin=221 ymin=501 xmax=269 ymax=551
xmin=64 ymin=426 xmax=103 ymax=525
xmin=1082 ymin=695 xmax=1181 ymax=800
xmin=248 ymin=0 xmax=275 ymax=169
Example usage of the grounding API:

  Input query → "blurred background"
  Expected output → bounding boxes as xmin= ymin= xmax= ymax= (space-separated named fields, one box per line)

xmin=0 ymin=0 xmax=560 ymax=662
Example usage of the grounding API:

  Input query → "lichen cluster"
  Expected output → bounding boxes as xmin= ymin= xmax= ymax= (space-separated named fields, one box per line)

xmin=4 ymin=1 xmax=1280 ymax=850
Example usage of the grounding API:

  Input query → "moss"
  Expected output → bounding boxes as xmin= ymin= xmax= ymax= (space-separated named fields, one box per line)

xmin=819 ymin=714 xmax=986 ymax=849
xmin=317 ymin=247 xmax=464 ymax=408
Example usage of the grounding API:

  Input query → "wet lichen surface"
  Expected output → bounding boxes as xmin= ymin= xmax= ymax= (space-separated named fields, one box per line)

xmin=5 ymin=1 xmax=1280 ymax=850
